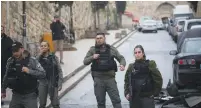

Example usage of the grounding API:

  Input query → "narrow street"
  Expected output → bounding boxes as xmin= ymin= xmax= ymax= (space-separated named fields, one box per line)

xmin=59 ymin=30 xmax=177 ymax=108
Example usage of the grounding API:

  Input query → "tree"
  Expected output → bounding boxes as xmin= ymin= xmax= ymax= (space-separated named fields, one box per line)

xmin=115 ymin=1 xmax=126 ymax=28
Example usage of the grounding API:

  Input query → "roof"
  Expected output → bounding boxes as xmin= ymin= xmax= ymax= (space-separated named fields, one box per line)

xmin=184 ymin=37 xmax=201 ymax=41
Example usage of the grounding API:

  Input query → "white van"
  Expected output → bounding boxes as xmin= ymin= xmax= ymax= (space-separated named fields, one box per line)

xmin=173 ymin=5 xmax=194 ymax=19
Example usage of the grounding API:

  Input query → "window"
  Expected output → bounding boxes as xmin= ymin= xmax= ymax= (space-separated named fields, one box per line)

xmin=182 ymin=40 xmax=201 ymax=53
xmin=178 ymin=21 xmax=185 ymax=26
xmin=187 ymin=21 xmax=201 ymax=30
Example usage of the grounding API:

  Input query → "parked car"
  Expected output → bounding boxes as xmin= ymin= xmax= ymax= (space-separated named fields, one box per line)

xmin=182 ymin=18 xmax=201 ymax=32
xmin=169 ymin=18 xmax=187 ymax=42
xmin=177 ymin=28 xmax=201 ymax=52
xmin=170 ymin=37 xmax=201 ymax=89
xmin=156 ymin=20 xmax=165 ymax=30
xmin=190 ymin=25 xmax=201 ymax=29
xmin=141 ymin=20 xmax=157 ymax=33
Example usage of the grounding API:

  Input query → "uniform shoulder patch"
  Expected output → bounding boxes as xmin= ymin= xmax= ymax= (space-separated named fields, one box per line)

xmin=37 ymin=63 xmax=42 ymax=68
xmin=30 ymin=57 xmax=36 ymax=60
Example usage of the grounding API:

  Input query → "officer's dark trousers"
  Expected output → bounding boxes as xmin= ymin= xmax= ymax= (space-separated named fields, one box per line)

xmin=38 ymin=83 xmax=59 ymax=108
xmin=130 ymin=97 xmax=155 ymax=108
xmin=9 ymin=92 xmax=37 ymax=108
xmin=93 ymin=77 xmax=122 ymax=108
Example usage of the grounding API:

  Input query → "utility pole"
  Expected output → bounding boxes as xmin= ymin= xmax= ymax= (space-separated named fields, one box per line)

xmin=106 ymin=3 xmax=109 ymax=29
xmin=22 ymin=1 xmax=27 ymax=49
xmin=6 ymin=1 xmax=10 ymax=35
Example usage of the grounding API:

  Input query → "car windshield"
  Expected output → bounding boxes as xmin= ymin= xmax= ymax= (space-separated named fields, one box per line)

xmin=187 ymin=21 xmax=201 ymax=30
xmin=182 ymin=39 xmax=201 ymax=53
xmin=174 ymin=13 xmax=194 ymax=19
xmin=157 ymin=21 xmax=163 ymax=24
xmin=191 ymin=25 xmax=201 ymax=29
xmin=178 ymin=21 xmax=185 ymax=25
xmin=144 ymin=20 xmax=156 ymax=25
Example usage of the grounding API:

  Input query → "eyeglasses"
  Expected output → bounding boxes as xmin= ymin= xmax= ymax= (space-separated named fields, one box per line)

xmin=134 ymin=51 xmax=142 ymax=54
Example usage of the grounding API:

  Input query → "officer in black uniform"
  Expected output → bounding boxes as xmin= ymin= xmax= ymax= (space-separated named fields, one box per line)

xmin=1 ymin=41 xmax=46 ymax=108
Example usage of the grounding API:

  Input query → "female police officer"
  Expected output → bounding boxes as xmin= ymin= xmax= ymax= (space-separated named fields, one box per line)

xmin=124 ymin=45 xmax=163 ymax=108
xmin=37 ymin=41 xmax=63 ymax=108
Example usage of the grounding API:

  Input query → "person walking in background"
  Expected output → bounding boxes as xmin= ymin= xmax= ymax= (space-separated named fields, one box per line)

xmin=50 ymin=15 xmax=66 ymax=64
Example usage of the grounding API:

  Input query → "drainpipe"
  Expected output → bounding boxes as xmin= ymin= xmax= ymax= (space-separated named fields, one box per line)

xmin=22 ymin=1 xmax=27 ymax=49
xmin=6 ymin=1 xmax=10 ymax=35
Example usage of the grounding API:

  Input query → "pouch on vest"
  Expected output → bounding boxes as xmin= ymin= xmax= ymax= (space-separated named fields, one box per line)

xmin=131 ymin=60 xmax=154 ymax=93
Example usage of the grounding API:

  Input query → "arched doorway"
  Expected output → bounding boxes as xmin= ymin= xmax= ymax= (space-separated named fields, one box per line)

xmin=155 ymin=2 xmax=175 ymax=23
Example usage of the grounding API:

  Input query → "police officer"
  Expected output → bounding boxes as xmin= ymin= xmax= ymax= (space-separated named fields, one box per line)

xmin=37 ymin=41 xmax=63 ymax=108
xmin=124 ymin=45 xmax=163 ymax=108
xmin=1 ymin=41 xmax=46 ymax=108
xmin=83 ymin=32 xmax=126 ymax=108
xmin=1 ymin=25 xmax=13 ymax=105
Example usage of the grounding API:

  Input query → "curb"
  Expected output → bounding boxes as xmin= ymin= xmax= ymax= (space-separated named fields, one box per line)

xmin=46 ymin=30 xmax=137 ymax=107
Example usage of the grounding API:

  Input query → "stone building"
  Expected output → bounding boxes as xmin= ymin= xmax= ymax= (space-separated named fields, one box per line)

xmin=196 ymin=1 xmax=201 ymax=17
xmin=1 ymin=1 xmax=116 ymax=43
xmin=126 ymin=1 xmax=191 ymax=19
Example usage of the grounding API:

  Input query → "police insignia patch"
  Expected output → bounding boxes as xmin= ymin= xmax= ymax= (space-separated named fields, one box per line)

xmin=37 ymin=64 xmax=41 ymax=68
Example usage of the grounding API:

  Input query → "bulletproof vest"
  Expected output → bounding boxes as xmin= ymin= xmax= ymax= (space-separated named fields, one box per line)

xmin=39 ymin=55 xmax=59 ymax=86
xmin=8 ymin=57 xmax=38 ymax=94
xmin=91 ymin=44 xmax=117 ymax=72
xmin=131 ymin=60 xmax=153 ymax=93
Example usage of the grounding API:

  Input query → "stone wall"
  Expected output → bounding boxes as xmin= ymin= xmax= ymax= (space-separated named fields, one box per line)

xmin=1 ymin=1 xmax=70 ymax=42
xmin=1 ymin=1 xmax=115 ymax=42
xmin=196 ymin=1 xmax=201 ymax=17
xmin=126 ymin=1 xmax=190 ymax=19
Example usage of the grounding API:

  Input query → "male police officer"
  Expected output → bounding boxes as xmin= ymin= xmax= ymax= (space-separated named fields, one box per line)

xmin=83 ymin=33 xmax=126 ymax=108
xmin=1 ymin=41 xmax=46 ymax=108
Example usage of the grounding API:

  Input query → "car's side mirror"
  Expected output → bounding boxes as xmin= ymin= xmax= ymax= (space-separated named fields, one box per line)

xmin=169 ymin=50 xmax=178 ymax=55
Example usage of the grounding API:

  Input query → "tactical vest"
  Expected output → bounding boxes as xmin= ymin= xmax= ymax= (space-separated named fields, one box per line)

xmin=39 ymin=55 xmax=59 ymax=86
xmin=91 ymin=44 xmax=117 ymax=72
xmin=131 ymin=60 xmax=153 ymax=93
xmin=7 ymin=57 xmax=38 ymax=94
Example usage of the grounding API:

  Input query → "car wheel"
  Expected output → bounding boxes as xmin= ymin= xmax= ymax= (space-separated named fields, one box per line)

xmin=155 ymin=30 xmax=158 ymax=33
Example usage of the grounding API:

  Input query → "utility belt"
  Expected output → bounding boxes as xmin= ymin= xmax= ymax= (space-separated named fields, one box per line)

xmin=12 ymin=87 xmax=39 ymax=95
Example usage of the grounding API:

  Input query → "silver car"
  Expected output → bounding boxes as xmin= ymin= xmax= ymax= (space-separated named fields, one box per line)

xmin=182 ymin=18 xmax=201 ymax=32
xmin=141 ymin=20 xmax=157 ymax=33
xmin=169 ymin=18 xmax=187 ymax=42
xmin=156 ymin=21 xmax=165 ymax=30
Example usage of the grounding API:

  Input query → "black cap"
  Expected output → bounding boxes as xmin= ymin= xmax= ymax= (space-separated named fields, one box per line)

xmin=12 ymin=41 xmax=23 ymax=52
